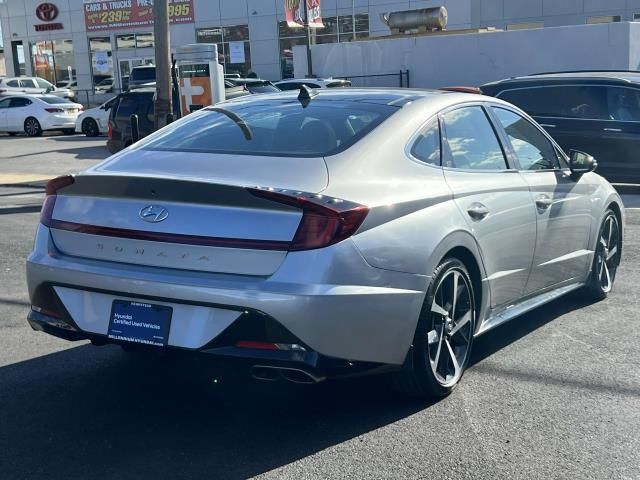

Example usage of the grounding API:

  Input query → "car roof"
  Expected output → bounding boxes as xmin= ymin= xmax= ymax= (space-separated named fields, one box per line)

xmin=222 ymin=87 xmax=475 ymax=107
xmin=483 ymin=71 xmax=640 ymax=88
xmin=276 ymin=78 xmax=348 ymax=84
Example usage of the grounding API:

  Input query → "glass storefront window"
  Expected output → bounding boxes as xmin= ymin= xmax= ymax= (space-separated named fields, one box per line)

xmin=196 ymin=28 xmax=223 ymax=44
xmin=196 ymin=25 xmax=251 ymax=77
xmin=31 ymin=40 xmax=76 ymax=87
xmin=90 ymin=36 xmax=114 ymax=91
xmin=117 ymin=33 xmax=155 ymax=49
xmin=277 ymin=13 xmax=369 ymax=78
xmin=116 ymin=34 xmax=136 ymax=49
xmin=136 ymin=32 xmax=155 ymax=49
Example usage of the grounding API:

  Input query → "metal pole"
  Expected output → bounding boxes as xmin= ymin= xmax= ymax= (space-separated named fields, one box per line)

xmin=352 ymin=0 xmax=356 ymax=40
xmin=303 ymin=0 xmax=313 ymax=78
xmin=154 ymin=0 xmax=171 ymax=130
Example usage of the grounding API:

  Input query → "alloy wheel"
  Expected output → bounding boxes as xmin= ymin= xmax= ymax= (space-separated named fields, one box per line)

xmin=427 ymin=268 xmax=474 ymax=388
xmin=25 ymin=118 xmax=40 ymax=137
xmin=83 ymin=119 xmax=98 ymax=137
xmin=596 ymin=214 xmax=620 ymax=293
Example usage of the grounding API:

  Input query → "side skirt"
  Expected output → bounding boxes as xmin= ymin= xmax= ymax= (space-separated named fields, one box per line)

xmin=475 ymin=282 xmax=584 ymax=337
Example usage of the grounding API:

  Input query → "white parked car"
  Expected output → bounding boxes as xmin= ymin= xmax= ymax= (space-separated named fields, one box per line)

xmin=274 ymin=78 xmax=351 ymax=90
xmin=0 ymin=95 xmax=83 ymax=137
xmin=0 ymin=77 xmax=76 ymax=101
xmin=75 ymin=97 xmax=116 ymax=137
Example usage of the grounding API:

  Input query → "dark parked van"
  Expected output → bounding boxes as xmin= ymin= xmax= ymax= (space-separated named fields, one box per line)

xmin=107 ymin=85 xmax=251 ymax=153
xmin=481 ymin=71 xmax=640 ymax=184
xmin=107 ymin=88 xmax=155 ymax=154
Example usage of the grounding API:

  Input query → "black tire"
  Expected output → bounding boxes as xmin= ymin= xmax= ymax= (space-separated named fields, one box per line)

xmin=584 ymin=209 xmax=621 ymax=301
xmin=24 ymin=117 xmax=42 ymax=137
xmin=389 ymin=257 xmax=476 ymax=398
xmin=81 ymin=118 xmax=99 ymax=137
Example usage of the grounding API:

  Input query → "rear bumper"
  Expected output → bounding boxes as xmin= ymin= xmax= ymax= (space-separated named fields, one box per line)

xmin=26 ymin=308 xmax=394 ymax=380
xmin=27 ymin=225 xmax=428 ymax=366
xmin=41 ymin=117 xmax=77 ymax=130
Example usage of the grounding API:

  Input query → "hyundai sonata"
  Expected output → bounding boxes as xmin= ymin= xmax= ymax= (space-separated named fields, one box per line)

xmin=26 ymin=88 xmax=624 ymax=397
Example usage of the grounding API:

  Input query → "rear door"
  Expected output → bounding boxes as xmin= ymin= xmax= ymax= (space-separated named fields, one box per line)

xmin=495 ymin=84 xmax=625 ymax=181
xmin=440 ymin=104 xmax=537 ymax=308
xmin=19 ymin=79 xmax=42 ymax=94
xmin=490 ymin=106 xmax=593 ymax=294
xmin=599 ymin=86 xmax=640 ymax=183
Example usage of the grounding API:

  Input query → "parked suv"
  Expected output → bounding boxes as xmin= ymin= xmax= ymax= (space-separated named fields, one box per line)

xmin=107 ymin=88 xmax=155 ymax=153
xmin=481 ymin=71 xmax=640 ymax=184
xmin=0 ymin=76 xmax=76 ymax=100
xmin=128 ymin=66 xmax=156 ymax=90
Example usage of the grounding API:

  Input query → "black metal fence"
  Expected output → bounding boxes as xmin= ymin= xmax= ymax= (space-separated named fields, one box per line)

xmin=335 ymin=70 xmax=410 ymax=88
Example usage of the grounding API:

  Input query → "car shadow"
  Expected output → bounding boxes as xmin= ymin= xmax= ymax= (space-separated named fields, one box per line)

xmin=4 ymin=145 xmax=108 ymax=161
xmin=0 ymin=290 xmax=593 ymax=479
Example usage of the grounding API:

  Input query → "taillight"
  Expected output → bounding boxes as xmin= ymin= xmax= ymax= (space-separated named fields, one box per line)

xmin=45 ymin=108 xmax=64 ymax=113
xmin=107 ymin=120 xmax=113 ymax=140
xmin=41 ymin=175 xmax=75 ymax=227
xmin=249 ymin=188 xmax=369 ymax=251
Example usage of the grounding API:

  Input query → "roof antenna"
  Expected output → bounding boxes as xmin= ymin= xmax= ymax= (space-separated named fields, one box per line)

xmin=298 ymin=84 xmax=318 ymax=108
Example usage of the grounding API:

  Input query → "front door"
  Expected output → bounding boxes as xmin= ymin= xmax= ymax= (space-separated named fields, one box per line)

xmin=6 ymin=97 xmax=33 ymax=131
xmin=490 ymin=106 xmax=594 ymax=295
xmin=440 ymin=104 xmax=537 ymax=308
xmin=0 ymin=98 xmax=10 ymax=130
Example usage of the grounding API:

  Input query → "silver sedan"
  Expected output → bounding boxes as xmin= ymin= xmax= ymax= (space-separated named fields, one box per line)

xmin=26 ymin=88 xmax=624 ymax=398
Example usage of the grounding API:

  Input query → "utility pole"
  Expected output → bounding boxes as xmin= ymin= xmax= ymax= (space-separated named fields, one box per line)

xmin=352 ymin=0 xmax=356 ymax=40
xmin=303 ymin=0 xmax=313 ymax=78
xmin=154 ymin=0 xmax=171 ymax=130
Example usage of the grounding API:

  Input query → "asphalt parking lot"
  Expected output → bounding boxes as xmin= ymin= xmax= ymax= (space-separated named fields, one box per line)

xmin=0 ymin=135 xmax=639 ymax=480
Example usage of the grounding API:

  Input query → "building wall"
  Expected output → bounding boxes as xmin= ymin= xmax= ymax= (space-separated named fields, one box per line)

xmin=471 ymin=0 xmax=640 ymax=29
xmin=295 ymin=22 xmax=640 ymax=88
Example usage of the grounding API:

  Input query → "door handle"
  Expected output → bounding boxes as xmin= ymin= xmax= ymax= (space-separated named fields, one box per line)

xmin=535 ymin=194 xmax=553 ymax=210
xmin=539 ymin=123 xmax=556 ymax=128
xmin=603 ymin=128 xmax=622 ymax=133
xmin=467 ymin=202 xmax=490 ymax=220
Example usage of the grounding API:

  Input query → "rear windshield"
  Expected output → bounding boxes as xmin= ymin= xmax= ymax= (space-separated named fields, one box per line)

xmin=326 ymin=81 xmax=351 ymax=88
xmin=130 ymin=68 xmax=156 ymax=81
xmin=140 ymin=99 xmax=397 ymax=157
xmin=40 ymin=96 xmax=70 ymax=104
xmin=247 ymin=84 xmax=280 ymax=93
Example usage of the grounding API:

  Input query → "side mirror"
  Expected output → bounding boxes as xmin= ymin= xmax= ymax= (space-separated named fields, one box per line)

xmin=569 ymin=150 xmax=597 ymax=176
xmin=45 ymin=87 xmax=53 ymax=93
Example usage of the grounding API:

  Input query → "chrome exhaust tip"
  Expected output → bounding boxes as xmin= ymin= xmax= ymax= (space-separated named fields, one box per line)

xmin=250 ymin=365 xmax=325 ymax=384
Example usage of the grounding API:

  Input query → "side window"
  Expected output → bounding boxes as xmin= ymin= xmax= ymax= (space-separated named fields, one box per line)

xmin=278 ymin=82 xmax=301 ymax=91
xmin=607 ymin=87 xmax=640 ymax=121
xmin=499 ymin=86 xmax=608 ymax=120
xmin=0 ymin=99 xmax=11 ymax=109
xmin=410 ymin=121 xmax=441 ymax=165
xmin=9 ymin=98 xmax=32 ymax=108
xmin=19 ymin=79 xmax=37 ymax=88
xmin=6 ymin=80 xmax=19 ymax=87
xmin=441 ymin=106 xmax=507 ymax=170
xmin=35 ymin=78 xmax=53 ymax=89
xmin=492 ymin=107 xmax=560 ymax=171
xmin=115 ymin=97 xmax=138 ymax=120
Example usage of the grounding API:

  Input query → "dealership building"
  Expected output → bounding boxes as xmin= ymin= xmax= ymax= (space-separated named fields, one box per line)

xmin=1 ymin=0 xmax=639 ymax=94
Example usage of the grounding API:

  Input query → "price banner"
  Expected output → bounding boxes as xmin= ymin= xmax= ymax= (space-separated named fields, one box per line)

xmin=84 ymin=0 xmax=194 ymax=31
